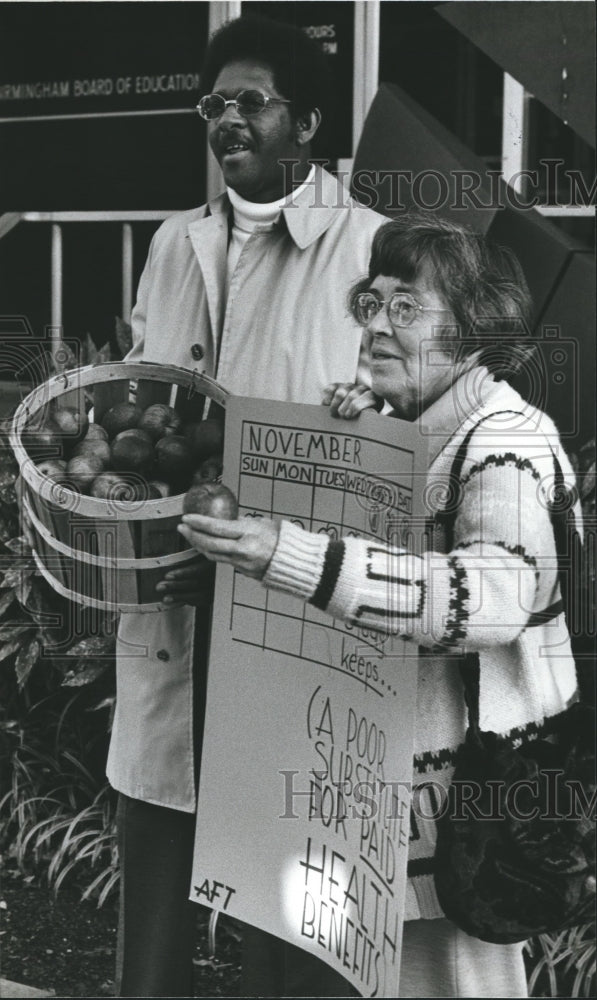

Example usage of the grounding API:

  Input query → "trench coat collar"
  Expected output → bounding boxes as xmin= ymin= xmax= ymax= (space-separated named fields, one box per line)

xmin=188 ymin=165 xmax=351 ymax=250
xmin=278 ymin=165 xmax=355 ymax=249
xmin=185 ymin=166 xmax=354 ymax=337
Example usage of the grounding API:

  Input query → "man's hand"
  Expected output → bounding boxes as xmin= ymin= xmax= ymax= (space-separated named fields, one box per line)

xmin=155 ymin=556 xmax=216 ymax=607
xmin=322 ymin=382 xmax=382 ymax=418
xmin=177 ymin=515 xmax=280 ymax=580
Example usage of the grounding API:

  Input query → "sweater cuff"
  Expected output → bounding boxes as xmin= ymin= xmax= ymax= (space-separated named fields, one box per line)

xmin=263 ymin=520 xmax=329 ymax=601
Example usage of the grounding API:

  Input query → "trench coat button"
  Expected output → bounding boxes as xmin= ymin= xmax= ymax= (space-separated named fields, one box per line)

xmin=156 ymin=649 xmax=170 ymax=662
xmin=191 ymin=344 xmax=204 ymax=361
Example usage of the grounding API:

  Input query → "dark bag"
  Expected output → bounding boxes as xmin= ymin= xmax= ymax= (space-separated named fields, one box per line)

xmin=433 ymin=416 xmax=596 ymax=944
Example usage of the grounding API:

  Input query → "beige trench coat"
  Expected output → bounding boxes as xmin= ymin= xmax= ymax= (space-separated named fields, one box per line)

xmin=106 ymin=168 xmax=383 ymax=809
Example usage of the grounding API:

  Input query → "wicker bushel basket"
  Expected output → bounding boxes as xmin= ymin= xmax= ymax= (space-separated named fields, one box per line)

xmin=9 ymin=361 xmax=228 ymax=613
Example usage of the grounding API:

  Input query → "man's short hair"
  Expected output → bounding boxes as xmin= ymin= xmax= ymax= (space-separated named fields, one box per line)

xmin=200 ymin=14 xmax=331 ymax=122
xmin=349 ymin=213 xmax=535 ymax=379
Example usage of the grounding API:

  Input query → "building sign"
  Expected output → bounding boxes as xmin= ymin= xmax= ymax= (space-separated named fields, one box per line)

xmin=192 ymin=396 xmax=428 ymax=997
xmin=0 ymin=3 xmax=208 ymax=121
xmin=0 ymin=2 xmax=352 ymax=209
xmin=0 ymin=3 xmax=210 ymax=210
xmin=0 ymin=73 xmax=201 ymax=119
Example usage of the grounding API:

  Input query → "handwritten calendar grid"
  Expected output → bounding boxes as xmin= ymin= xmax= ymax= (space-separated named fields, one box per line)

xmin=227 ymin=420 xmax=416 ymax=680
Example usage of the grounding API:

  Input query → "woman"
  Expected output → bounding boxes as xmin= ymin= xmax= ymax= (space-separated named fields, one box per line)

xmin=179 ymin=216 xmax=579 ymax=998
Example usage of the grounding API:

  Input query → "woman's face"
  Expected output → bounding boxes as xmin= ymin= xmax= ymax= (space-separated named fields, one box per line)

xmin=366 ymin=262 xmax=459 ymax=420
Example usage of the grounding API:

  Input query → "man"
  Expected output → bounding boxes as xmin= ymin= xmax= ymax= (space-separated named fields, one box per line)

xmin=107 ymin=15 xmax=382 ymax=997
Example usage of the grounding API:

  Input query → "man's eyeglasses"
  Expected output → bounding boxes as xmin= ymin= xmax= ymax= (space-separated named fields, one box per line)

xmin=196 ymin=90 xmax=291 ymax=121
xmin=354 ymin=291 xmax=451 ymax=329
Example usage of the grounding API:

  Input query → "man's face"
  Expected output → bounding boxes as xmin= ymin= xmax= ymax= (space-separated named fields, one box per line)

xmin=207 ymin=60 xmax=299 ymax=203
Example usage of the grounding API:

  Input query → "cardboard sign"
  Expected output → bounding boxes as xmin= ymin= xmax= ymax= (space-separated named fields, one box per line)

xmin=192 ymin=396 xmax=428 ymax=998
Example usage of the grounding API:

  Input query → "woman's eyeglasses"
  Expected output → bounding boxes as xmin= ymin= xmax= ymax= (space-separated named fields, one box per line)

xmin=354 ymin=291 xmax=451 ymax=329
xmin=196 ymin=90 xmax=292 ymax=121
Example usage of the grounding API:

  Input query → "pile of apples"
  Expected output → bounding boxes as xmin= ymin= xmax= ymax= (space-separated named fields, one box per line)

xmin=26 ymin=401 xmax=225 ymax=502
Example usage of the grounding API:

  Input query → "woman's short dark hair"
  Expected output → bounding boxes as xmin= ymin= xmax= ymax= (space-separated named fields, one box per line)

xmin=200 ymin=14 xmax=331 ymax=122
xmin=350 ymin=214 xmax=535 ymax=378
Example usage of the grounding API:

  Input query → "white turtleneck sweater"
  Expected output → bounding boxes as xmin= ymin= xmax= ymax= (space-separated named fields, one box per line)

xmin=225 ymin=165 xmax=316 ymax=293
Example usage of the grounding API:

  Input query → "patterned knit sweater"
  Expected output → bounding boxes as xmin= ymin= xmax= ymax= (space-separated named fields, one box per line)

xmin=263 ymin=370 xmax=579 ymax=921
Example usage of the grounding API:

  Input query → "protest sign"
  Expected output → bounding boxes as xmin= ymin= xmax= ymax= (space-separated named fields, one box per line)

xmin=192 ymin=396 xmax=428 ymax=997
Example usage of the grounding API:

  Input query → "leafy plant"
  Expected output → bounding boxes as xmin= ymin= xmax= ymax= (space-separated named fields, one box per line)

xmin=0 ymin=325 xmax=129 ymax=904
xmin=0 ymin=688 xmax=119 ymax=906
xmin=52 ymin=316 xmax=132 ymax=374
xmin=525 ymin=924 xmax=596 ymax=997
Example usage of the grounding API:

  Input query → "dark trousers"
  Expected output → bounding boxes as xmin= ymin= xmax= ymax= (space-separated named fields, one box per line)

xmin=242 ymin=926 xmax=356 ymax=998
xmin=116 ymin=794 xmax=198 ymax=998
xmin=115 ymin=794 xmax=354 ymax=999
xmin=115 ymin=608 xmax=211 ymax=998
xmin=115 ymin=606 xmax=353 ymax=998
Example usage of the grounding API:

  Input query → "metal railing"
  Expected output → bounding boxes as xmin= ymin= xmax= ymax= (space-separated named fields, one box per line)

xmin=0 ymin=210 xmax=176 ymax=354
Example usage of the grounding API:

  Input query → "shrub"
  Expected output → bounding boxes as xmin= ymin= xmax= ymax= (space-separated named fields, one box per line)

xmin=0 ymin=329 xmax=124 ymax=905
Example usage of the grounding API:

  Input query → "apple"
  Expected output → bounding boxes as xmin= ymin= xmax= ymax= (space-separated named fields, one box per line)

xmin=65 ymin=453 xmax=105 ymax=492
xmin=191 ymin=454 xmax=223 ymax=484
xmin=148 ymin=480 xmax=171 ymax=498
xmin=100 ymin=402 xmax=143 ymax=440
xmin=90 ymin=472 xmax=153 ymax=502
xmin=71 ymin=439 xmax=111 ymax=466
xmin=51 ymin=406 xmax=88 ymax=446
xmin=90 ymin=472 xmax=133 ymax=501
xmin=35 ymin=458 xmax=68 ymax=482
xmin=182 ymin=482 xmax=238 ymax=519
xmin=123 ymin=427 xmax=153 ymax=444
xmin=139 ymin=403 xmax=183 ymax=442
xmin=154 ymin=436 xmax=193 ymax=491
xmin=83 ymin=423 xmax=109 ymax=443
xmin=110 ymin=427 xmax=153 ymax=472
xmin=111 ymin=430 xmax=154 ymax=475
xmin=185 ymin=419 xmax=224 ymax=462
xmin=24 ymin=418 xmax=64 ymax=460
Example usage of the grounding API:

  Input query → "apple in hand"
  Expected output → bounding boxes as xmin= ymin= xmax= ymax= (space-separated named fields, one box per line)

xmin=182 ymin=482 xmax=238 ymax=519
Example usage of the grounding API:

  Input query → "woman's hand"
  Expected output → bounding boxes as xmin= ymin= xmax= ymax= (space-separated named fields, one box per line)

xmin=322 ymin=382 xmax=382 ymax=418
xmin=178 ymin=515 xmax=280 ymax=580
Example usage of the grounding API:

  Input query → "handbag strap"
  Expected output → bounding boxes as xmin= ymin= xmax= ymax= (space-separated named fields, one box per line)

xmin=435 ymin=411 xmax=522 ymax=546
xmin=438 ymin=410 xmax=592 ymax=732
xmin=548 ymin=453 xmax=593 ymax=703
